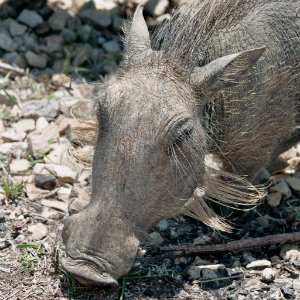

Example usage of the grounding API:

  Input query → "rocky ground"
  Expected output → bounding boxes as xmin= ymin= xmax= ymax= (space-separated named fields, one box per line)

xmin=0 ymin=1 xmax=299 ymax=300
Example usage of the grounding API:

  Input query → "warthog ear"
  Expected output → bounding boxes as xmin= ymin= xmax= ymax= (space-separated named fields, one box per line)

xmin=127 ymin=4 xmax=151 ymax=53
xmin=190 ymin=47 xmax=266 ymax=90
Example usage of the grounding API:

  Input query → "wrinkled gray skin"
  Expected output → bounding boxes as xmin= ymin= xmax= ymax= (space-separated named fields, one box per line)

xmin=62 ymin=0 xmax=300 ymax=286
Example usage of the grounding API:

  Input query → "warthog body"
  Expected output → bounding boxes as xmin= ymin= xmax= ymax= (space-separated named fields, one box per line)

xmin=62 ymin=0 xmax=300 ymax=286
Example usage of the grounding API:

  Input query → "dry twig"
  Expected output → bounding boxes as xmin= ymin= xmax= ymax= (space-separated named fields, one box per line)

xmin=160 ymin=232 xmax=300 ymax=256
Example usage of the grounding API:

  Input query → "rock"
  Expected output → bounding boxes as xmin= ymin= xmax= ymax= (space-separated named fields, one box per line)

xmin=44 ymin=143 xmax=70 ymax=165
xmin=45 ymin=35 xmax=63 ymax=53
xmin=266 ymin=192 xmax=282 ymax=208
xmin=149 ymin=232 xmax=164 ymax=245
xmin=246 ymin=259 xmax=272 ymax=270
xmin=12 ymin=119 xmax=35 ymax=133
xmin=35 ymin=206 xmax=60 ymax=220
xmin=281 ymin=286 xmax=295 ymax=299
xmin=73 ymin=44 xmax=93 ymax=66
xmin=0 ymin=239 xmax=11 ymax=250
xmin=287 ymin=157 xmax=300 ymax=170
xmin=103 ymin=40 xmax=121 ymax=54
xmin=25 ymin=51 xmax=48 ymax=68
xmin=9 ymin=20 xmax=27 ymax=36
xmin=269 ymin=290 xmax=285 ymax=300
xmin=93 ymin=0 xmax=119 ymax=13
xmin=156 ymin=219 xmax=169 ymax=231
xmin=1 ymin=128 xmax=26 ymax=142
xmin=79 ymin=8 xmax=111 ymax=29
xmin=0 ymin=32 xmax=17 ymax=52
xmin=36 ymin=117 xmax=49 ymax=131
xmin=0 ymin=211 xmax=5 ymax=223
xmin=10 ymin=159 xmax=31 ymax=174
xmin=68 ymin=186 xmax=90 ymax=215
xmin=112 ymin=15 xmax=123 ymax=32
xmin=193 ymin=235 xmax=211 ymax=245
xmin=280 ymin=147 xmax=297 ymax=160
xmin=270 ymin=181 xmax=292 ymax=199
xmin=48 ymin=8 xmax=69 ymax=31
xmin=285 ymin=177 xmax=300 ymax=192
xmin=41 ymin=199 xmax=68 ymax=213
xmin=35 ymin=174 xmax=57 ymax=190
xmin=61 ymin=28 xmax=76 ymax=43
xmin=0 ymin=120 xmax=5 ymax=134
xmin=280 ymin=245 xmax=300 ymax=261
xmin=51 ymin=165 xmax=77 ymax=184
xmin=0 ymin=142 xmax=28 ymax=155
xmin=57 ymin=187 xmax=72 ymax=202
xmin=17 ymin=9 xmax=43 ymax=28
xmin=28 ymin=223 xmax=48 ymax=240
xmin=145 ymin=0 xmax=169 ymax=16
xmin=67 ymin=16 xmax=82 ymax=30
xmin=2 ymin=52 xmax=27 ymax=68
xmin=187 ymin=264 xmax=228 ymax=280
xmin=261 ymin=268 xmax=276 ymax=283
xmin=27 ymin=123 xmax=59 ymax=157
xmin=26 ymin=184 xmax=49 ymax=200
xmin=22 ymin=100 xmax=59 ymax=120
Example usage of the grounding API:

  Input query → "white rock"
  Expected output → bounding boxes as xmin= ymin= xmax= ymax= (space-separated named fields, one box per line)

xmin=12 ymin=118 xmax=35 ymax=133
xmin=28 ymin=223 xmax=48 ymax=240
xmin=36 ymin=117 xmax=49 ymax=131
xmin=10 ymin=159 xmax=31 ymax=174
xmin=0 ymin=119 xmax=5 ymax=134
xmin=0 ymin=142 xmax=28 ymax=155
xmin=280 ymin=147 xmax=297 ymax=160
xmin=149 ymin=232 xmax=164 ymax=245
xmin=187 ymin=264 xmax=226 ymax=280
xmin=35 ymin=206 xmax=60 ymax=220
xmin=51 ymin=165 xmax=77 ymax=184
xmin=145 ymin=0 xmax=169 ymax=16
xmin=57 ymin=187 xmax=72 ymax=202
xmin=41 ymin=199 xmax=68 ymax=212
xmin=1 ymin=128 xmax=26 ymax=142
xmin=27 ymin=123 xmax=59 ymax=157
xmin=26 ymin=184 xmax=49 ymax=200
xmin=280 ymin=245 xmax=300 ymax=261
xmin=261 ymin=268 xmax=276 ymax=283
xmin=246 ymin=259 xmax=272 ymax=270
xmin=156 ymin=219 xmax=169 ymax=231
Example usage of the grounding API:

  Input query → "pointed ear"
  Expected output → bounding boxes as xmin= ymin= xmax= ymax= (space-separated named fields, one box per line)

xmin=127 ymin=4 xmax=151 ymax=53
xmin=190 ymin=47 xmax=265 ymax=90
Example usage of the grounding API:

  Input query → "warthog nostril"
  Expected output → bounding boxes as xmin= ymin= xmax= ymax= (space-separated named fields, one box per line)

xmin=61 ymin=257 xmax=118 ymax=287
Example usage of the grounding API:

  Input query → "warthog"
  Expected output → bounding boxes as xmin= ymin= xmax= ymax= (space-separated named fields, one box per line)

xmin=61 ymin=0 xmax=300 ymax=286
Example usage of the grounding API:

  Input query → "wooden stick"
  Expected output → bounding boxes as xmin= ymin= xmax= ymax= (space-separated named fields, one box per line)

xmin=160 ymin=232 xmax=300 ymax=256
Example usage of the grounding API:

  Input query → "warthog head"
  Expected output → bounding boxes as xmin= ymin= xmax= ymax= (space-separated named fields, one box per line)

xmin=61 ymin=5 xmax=264 ymax=286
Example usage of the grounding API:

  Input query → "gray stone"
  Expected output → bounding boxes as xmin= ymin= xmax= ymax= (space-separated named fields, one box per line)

xmin=285 ymin=177 xmax=300 ymax=192
xmin=45 ymin=35 xmax=63 ymax=53
xmin=48 ymin=8 xmax=69 ymax=31
xmin=35 ymin=206 xmax=60 ymax=220
xmin=246 ymin=259 xmax=272 ymax=270
xmin=156 ymin=219 xmax=169 ymax=231
xmin=25 ymin=51 xmax=48 ymax=68
xmin=9 ymin=20 xmax=27 ymax=36
xmin=103 ymin=40 xmax=121 ymax=54
xmin=193 ymin=235 xmax=211 ymax=245
xmin=77 ymin=24 xmax=93 ymax=43
xmin=51 ymin=165 xmax=77 ymax=184
xmin=79 ymin=8 xmax=111 ymax=29
xmin=149 ymin=232 xmax=164 ymax=245
xmin=266 ymin=192 xmax=282 ymax=208
xmin=67 ymin=16 xmax=82 ymax=31
xmin=0 ymin=32 xmax=17 ymax=52
xmin=17 ymin=9 xmax=43 ymax=28
xmin=261 ymin=267 xmax=276 ymax=283
xmin=2 ymin=52 xmax=27 ymax=68
xmin=35 ymin=174 xmax=57 ymax=190
xmin=270 ymin=181 xmax=292 ymax=199
xmin=35 ymin=22 xmax=50 ymax=35
xmin=112 ymin=15 xmax=123 ymax=32
xmin=187 ymin=264 xmax=228 ymax=280
xmin=28 ymin=223 xmax=48 ymax=240
xmin=61 ymin=29 xmax=76 ymax=43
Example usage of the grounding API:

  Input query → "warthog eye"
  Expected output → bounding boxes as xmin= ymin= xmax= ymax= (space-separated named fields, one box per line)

xmin=167 ymin=127 xmax=194 ymax=157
